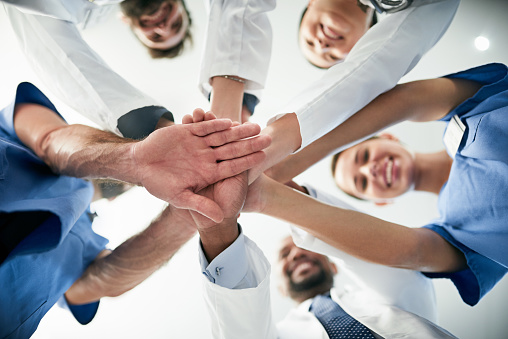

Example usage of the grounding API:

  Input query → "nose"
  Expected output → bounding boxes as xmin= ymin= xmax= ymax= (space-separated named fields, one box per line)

xmin=359 ymin=162 xmax=378 ymax=179
xmin=153 ymin=25 xmax=169 ymax=36
xmin=288 ymin=246 xmax=307 ymax=262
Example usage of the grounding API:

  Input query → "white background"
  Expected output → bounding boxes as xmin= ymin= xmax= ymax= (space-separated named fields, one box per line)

xmin=1 ymin=0 xmax=508 ymax=338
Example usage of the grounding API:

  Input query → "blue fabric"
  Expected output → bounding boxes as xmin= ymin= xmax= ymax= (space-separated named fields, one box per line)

xmin=310 ymin=294 xmax=375 ymax=338
xmin=199 ymin=224 xmax=249 ymax=288
xmin=0 ymin=83 xmax=108 ymax=339
xmin=422 ymin=63 xmax=508 ymax=306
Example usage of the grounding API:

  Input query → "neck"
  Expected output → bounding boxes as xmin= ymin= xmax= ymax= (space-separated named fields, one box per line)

xmin=413 ymin=150 xmax=453 ymax=194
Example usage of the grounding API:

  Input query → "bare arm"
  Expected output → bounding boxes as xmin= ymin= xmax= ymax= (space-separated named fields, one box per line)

xmin=247 ymin=175 xmax=467 ymax=273
xmin=13 ymin=104 xmax=270 ymax=222
xmin=64 ymin=205 xmax=196 ymax=304
xmin=210 ymin=76 xmax=247 ymax=122
xmin=267 ymin=78 xmax=482 ymax=183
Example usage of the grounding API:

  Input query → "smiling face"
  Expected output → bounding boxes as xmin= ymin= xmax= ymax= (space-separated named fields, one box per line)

xmin=334 ymin=135 xmax=415 ymax=201
xmin=122 ymin=0 xmax=190 ymax=51
xmin=299 ymin=0 xmax=373 ymax=68
xmin=277 ymin=236 xmax=337 ymax=302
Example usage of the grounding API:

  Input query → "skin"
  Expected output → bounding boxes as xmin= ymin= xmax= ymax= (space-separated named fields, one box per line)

xmin=277 ymin=236 xmax=337 ymax=303
xmin=125 ymin=0 xmax=190 ymax=50
xmin=244 ymin=174 xmax=467 ymax=273
xmin=299 ymin=0 xmax=373 ymax=68
xmin=265 ymin=78 xmax=483 ymax=185
xmin=13 ymin=103 xmax=270 ymax=223
xmin=334 ymin=134 xmax=415 ymax=201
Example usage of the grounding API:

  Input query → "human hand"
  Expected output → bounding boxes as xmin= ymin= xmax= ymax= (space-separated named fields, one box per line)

xmin=243 ymin=174 xmax=271 ymax=214
xmin=182 ymin=109 xmax=248 ymax=228
xmin=132 ymin=111 xmax=270 ymax=223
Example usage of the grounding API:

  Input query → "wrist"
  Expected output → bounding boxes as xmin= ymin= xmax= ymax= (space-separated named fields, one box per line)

xmin=198 ymin=218 xmax=239 ymax=262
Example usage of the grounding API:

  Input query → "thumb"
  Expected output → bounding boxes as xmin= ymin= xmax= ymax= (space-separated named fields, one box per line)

xmin=174 ymin=190 xmax=225 ymax=224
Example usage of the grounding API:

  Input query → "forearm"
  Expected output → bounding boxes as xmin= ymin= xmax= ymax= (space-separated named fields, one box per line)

xmin=65 ymin=205 xmax=196 ymax=304
xmin=260 ymin=178 xmax=465 ymax=272
xmin=198 ymin=218 xmax=239 ymax=262
xmin=248 ymin=113 xmax=302 ymax=184
xmin=210 ymin=76 xmax=245 ymax=122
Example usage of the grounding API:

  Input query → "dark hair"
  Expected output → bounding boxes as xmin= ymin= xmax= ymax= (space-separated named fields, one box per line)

xmin=121 ymin=0 xmax=193 ymax=59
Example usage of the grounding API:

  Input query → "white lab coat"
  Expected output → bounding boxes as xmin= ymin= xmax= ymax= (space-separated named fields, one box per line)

xmin=199 ymin=0 xmax=275 ymax=101
xmin=252 ymin=0 xmax=458 ymax=151
xmin=2 ymin=0 xmax=158 ymax=135
xmin=201 ymin=231 xmax=457 ymax=339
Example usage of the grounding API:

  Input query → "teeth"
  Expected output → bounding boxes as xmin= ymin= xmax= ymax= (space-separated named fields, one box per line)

xmin=386 ymin=159 xmax=393 ymax=186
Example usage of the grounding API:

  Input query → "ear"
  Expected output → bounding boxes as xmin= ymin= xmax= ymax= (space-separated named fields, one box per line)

xmin=378 ymin=132 xmax=399 ymax=142
xmin=330 ymin=261 xmax=338 ymax=275
xmin=118 ymin=13 xmax=132 ymax=25
xmin=278 ymin=283 xmax=288 ymax=297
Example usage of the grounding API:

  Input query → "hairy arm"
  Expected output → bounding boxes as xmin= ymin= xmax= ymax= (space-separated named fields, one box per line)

xmin=14 ymin=104 xmax=270 ymax=222
xmin=64 ymin=205 xmax=196 ymax=304
xmin=267 ymin=78 xmax=482 ymax=183
xmin=247 ymin=175 xmax=467 ymax=273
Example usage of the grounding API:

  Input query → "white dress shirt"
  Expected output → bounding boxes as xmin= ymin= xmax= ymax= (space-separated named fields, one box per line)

xmin=2 ymin=0 xmax=162 ymax=136
xmin=198 ymin=0 xmax=275 ymax=102
xmin=199 ymin=192 xmax=457 ymax=339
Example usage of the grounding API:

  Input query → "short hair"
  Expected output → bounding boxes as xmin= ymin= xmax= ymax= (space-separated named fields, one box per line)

xmin=121 ymin=0 xmax=193 ymax=59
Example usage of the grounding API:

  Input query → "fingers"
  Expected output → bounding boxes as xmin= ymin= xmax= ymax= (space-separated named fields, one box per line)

xmin=204 ymin=122 xmax=262 ymax=147
xmin=189 ymin=118 xmax=233 ymax=136
xmin=215 ymin=151 xmax=267 ymax=180
xmin=182 ymin=114 xmax=193 ymax=124
xmin=192 ymin=108 xmax=206 ymax=122
xmin=174 ymin=190 xmax=224 ymax=224
xmin=214 ymin=134 xmax=271 ymax=161
xmin=183 ymin=110 xmax=217 ymax=125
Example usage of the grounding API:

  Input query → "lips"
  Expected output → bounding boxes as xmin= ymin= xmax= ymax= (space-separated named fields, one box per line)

xmin=321 ymin=25 xmax=343 ymax=40
xmin=289 ymin=259 xmax=317 ymax=279
xmin=385 ymin=157 xmax=394 ymax=187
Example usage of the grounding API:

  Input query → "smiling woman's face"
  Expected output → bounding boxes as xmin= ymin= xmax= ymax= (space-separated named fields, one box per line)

xmin=334 ymin=136 xmax=416 ymax=201
xmin=299 ymin=0 xmax=372 ymax=68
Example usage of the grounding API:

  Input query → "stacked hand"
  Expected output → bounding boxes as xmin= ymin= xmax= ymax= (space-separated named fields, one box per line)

xmin=132 ymin=108 xmax=270 ymax=223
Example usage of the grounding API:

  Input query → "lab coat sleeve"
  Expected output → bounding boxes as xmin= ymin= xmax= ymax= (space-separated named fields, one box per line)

xmin=4 ymin=4 xmax=168 ymax=138
xmin=201 ymin=235 xmax=278 ymax=339
xmin=276 ymin=0 xmax=460 ymax=150
xmin=199 ymin=0 xmax=275 ymax=100
xmin=291 ymin=185 xmax=438 ymax=323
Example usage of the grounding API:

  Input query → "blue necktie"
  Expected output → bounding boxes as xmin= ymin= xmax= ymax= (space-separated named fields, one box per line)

xmin=310 ymin=294 xmax=375 ymax=339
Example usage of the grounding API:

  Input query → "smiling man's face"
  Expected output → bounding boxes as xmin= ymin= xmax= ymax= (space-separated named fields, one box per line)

xmin=121 ymin=0 xmax=190 ymax=51
xmin=277 ymin=236 xmax=337 ymax=302
xmin=299 ymin=0 xmax=373 ymax=68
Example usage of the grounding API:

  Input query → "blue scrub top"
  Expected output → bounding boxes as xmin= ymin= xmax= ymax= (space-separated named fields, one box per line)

xmin=0 ymin=83 xmax=108 ymax=339
xmin=422 ymin=63 xmax=508 ymax=306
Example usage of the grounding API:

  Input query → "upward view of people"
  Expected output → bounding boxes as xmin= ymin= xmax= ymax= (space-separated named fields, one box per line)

xmin=1 ymin=0 xmax=507 ymax=338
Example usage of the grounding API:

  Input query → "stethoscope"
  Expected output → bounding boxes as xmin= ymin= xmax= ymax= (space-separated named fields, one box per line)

xmin=368 ymin=0 xmax=414 ymax=13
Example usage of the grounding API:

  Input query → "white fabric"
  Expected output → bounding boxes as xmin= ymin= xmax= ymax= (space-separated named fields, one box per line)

xmin=270 ymin=0 xmax=460 ymax=150
xmin=202 ymin=216 xmax=457 ymax=338
xmin=199 ymin=0 xmax=275 ymax=100
xmin=3 ymin=0 xmax=158 ymax=135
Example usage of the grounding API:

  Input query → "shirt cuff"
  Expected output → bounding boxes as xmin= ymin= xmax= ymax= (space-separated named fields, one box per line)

xmin=117 ymin=105 xmax=173 ymax=140
xmin=57 ymin=295 xmax=100 ymax=325
xmin=199 ymin=224 xmax=248 ymax=289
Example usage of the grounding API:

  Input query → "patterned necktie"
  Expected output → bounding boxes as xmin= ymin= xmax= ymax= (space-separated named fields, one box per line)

xmin=310 ymin=294 xmax=375 ymax=339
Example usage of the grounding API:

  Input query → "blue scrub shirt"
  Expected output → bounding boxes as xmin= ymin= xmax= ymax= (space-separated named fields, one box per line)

xmin=422 ymin=63 xmax=508 ymax=306
xmin=0 ymin=83 xmax=108 ymax=339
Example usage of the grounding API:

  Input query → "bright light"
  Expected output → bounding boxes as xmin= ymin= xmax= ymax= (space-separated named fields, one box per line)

xmin=474 ymin=36 xmax=490 ymax=51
